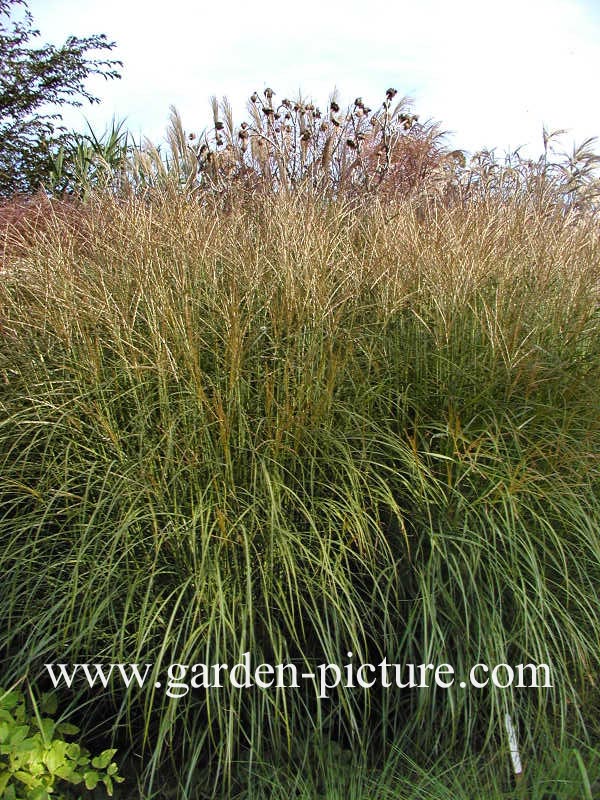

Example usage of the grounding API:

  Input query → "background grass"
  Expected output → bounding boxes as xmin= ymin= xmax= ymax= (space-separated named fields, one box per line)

xmin=1 ymin=185 xmax=599 ymax=798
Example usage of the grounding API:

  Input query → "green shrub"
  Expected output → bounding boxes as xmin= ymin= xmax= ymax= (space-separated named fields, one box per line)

xmin=0 ymin=685 xmax=123 ymax=799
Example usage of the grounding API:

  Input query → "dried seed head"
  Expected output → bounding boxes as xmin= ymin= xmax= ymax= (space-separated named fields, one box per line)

xmin=300 ymin=130 xmax=311 ymax=141
xmin=251 ymin=92 xmax=259 ymax=103
xmin=282 ymin=98 xmax=292 ymax=109
xmin=330 ymin=101 xmax=340 ymax=113
xmin=354 ymin=97 xmax=363 ymax=107
xmin=331 ymin=115 xmax=341 ymax=127
xmin=188 ymin=132 xmax=196 ymax=140
xmin=346 ymin=139 xmax=357 ymax=149
xmin=215 ymin=121 xmax=224 ymax=130
xmin=264 ymin=87 xmax=275 ymax=100
xmin=215 ymin=135 xmax=224 ymax=146
xmin=241 ymin=121 xmax=249 ymax=130
xmin=449 ymin=149 xmax=466 ymax=167
xmin=400 ymin=112 xmax=417 ymax=130
xmin=262 ymin=106 xmax=274 ymax=116
xmin=386 ymin=87 xmax=397 ymax=100
xmin=314 ymin=108 xmax=322 ymax=119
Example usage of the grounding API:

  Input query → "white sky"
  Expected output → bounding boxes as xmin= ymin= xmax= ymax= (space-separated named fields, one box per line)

xmin=26 ymin=0 xmax=600 ymax=158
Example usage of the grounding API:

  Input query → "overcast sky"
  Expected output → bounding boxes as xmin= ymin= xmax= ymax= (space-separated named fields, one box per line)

xmin=26 ymin=0 xmax=600 ymax=158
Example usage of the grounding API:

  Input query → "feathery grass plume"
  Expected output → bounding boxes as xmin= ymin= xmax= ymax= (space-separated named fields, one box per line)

xmin=451 ymin=128 xmax=600 ymax=218
xmin=321 ymin=133 xmax=334 ymax=175
xmin=163 ymin=105 xmax=200 ymax=193
xmin=220 ymin=96 xmax=236 ymax=144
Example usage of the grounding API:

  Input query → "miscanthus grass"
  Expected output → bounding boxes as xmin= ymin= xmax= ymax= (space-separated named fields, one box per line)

xmin=0 ymin=189 xmax=599 ymax=797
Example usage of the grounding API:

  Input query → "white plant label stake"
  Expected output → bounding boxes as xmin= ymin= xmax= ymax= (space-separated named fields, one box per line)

xmin=504 ymin=713 xmax=523 ymax=781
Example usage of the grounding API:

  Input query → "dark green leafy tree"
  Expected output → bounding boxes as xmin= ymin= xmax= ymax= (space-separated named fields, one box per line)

xmin=0 ymin=0 xmax=121 ymax=196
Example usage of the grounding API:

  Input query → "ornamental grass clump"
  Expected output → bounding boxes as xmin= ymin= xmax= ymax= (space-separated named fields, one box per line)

xmin=0 ymin=115 xmax=600 ymax=799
